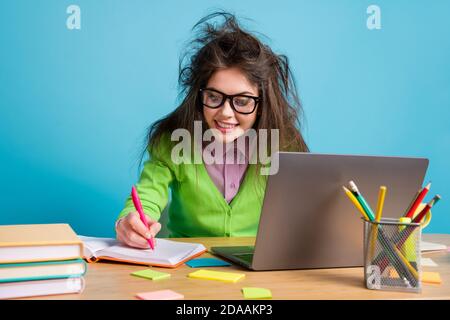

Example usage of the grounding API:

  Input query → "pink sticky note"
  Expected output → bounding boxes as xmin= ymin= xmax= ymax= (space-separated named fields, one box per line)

xmin=136 ymin=289 xmax=184 ymax=300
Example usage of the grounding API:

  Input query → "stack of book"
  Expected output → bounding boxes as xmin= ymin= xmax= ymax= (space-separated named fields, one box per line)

xmin=0 ymin=224 xmax=86 ymax=299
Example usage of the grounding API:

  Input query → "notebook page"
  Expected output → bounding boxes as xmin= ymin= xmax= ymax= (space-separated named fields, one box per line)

xmin=173 ymin=245 xmax=207 ymax=265
xmin=101 ymin=239 xmax=205 ymax=265
xmin=77 ymin=235 xmax=117 ymax=258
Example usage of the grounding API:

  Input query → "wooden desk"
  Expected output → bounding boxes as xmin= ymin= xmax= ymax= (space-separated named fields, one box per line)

xmin=25 ymin=234 xmax=450 ymax=300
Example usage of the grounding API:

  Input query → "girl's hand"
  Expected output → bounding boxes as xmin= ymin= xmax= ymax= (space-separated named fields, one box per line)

xmin=115 ymin=211 xmax=161 ymax=249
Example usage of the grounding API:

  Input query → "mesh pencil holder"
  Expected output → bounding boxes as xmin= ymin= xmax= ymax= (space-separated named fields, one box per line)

xmin=363 ymin=218 xmax=422 ymax=293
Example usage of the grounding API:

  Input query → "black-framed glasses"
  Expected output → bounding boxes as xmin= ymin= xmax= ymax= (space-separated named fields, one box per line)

xmin=199 ymin=88 xmax=260 ymax=115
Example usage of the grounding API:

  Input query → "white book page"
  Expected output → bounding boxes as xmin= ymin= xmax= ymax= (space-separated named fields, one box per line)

xmin=78 ymin=236 xmax=205 ymax=265
xmin=0 ymin=245 xmax=81 ymax=263
xmin=0 ymin=277 xmax=85 ymax=299
xmin=102 ymin=239 xmax=205 ymax=265
xmin=77 ymin=235 xmax=118 ymax=259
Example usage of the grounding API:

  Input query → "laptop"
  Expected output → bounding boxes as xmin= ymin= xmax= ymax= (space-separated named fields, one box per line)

xmin=210 ymin=152 xmax=428 ymax=271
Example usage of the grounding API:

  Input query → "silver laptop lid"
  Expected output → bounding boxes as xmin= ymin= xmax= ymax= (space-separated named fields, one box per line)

xmin=251 ymin=152 xmax=428 ymax=271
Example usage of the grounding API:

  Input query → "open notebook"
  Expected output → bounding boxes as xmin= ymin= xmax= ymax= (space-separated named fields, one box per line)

xmin=78 ymin=236 xmax=207 ymax=268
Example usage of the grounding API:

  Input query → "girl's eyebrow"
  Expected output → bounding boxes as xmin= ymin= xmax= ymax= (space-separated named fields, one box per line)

xmin=207 ymin=87 xmax=257 ymax=96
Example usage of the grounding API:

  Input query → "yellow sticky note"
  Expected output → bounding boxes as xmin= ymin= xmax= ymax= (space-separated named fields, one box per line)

xmin=242 ymin=287 xmax=272 ymax=299
xmin=422 ymin=272 xmax=442 ymax=284
xmin=131 ymin=269 xmax=171 ymax=281
xmin=188 ymin=269 xmax=245 ymax=283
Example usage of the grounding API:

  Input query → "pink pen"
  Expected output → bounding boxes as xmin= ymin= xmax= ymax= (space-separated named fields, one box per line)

xmin=131 ymin=186 xmax=155 ymax=250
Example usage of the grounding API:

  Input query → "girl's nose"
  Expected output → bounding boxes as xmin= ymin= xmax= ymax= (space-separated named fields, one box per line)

xmin=219 ymin=98 xmax=235 ymax=117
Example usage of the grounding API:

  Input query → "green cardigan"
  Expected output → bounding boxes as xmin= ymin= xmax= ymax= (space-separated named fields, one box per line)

xmin=117 ymin=136 xmax=268 ymax=238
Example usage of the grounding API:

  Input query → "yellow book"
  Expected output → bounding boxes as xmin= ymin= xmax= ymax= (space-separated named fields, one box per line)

xmin=0 ymin=224 xmax=83 ymax=263
xmin=188 ymin=269 xmax=245 ymax=283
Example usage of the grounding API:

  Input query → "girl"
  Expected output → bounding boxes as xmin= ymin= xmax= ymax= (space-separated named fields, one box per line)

xmin=115 ymin=12 xmax=308 ymax=248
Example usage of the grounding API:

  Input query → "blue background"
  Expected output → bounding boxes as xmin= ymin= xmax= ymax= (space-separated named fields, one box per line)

xmin=0 ymin=0 xmax=449 ymax=237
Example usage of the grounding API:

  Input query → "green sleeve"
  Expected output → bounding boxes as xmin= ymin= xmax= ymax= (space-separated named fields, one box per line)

xmin=117 ymin=138 xmax=176 ymax=223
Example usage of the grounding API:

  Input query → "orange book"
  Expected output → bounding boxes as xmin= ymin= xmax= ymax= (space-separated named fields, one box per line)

xmin=0 ymin=224 xmax=83 ymax=264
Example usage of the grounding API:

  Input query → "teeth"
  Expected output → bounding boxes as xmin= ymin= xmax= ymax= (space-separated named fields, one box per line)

xmin=216 ymin=121 xmax=237 ymax=129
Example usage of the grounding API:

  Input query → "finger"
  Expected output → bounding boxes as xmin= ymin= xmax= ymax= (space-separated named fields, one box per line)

xmin=116 ymin=222 xmax=149 ymax=249
xmin=116 ymin=228 xmax=126 ymax=243
xmin=127 ymin=212 xmax=153 ymax=239
xmin=117 ymin=229 xmax=130 ymax=245
xmin=126 ymin=231 xmax=151 ymax=249
xmin=115 ymin=217 xmax=125 ymax=230
xmin=149 ymin=222 xmax=162 ymax=237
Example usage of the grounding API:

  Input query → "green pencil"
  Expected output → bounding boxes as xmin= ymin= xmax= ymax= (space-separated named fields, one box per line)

xmin=348 ymin=181 xmax=375 ymax=221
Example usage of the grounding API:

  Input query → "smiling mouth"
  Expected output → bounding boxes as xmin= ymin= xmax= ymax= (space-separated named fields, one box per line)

xmin=215 ymin=120 xmax=238 ymax=131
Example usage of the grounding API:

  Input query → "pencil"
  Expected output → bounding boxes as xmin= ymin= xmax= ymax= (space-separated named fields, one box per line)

xmin=413 ymin=195 xmax=441 ymax=224
xmin=342 ymin=186 xmax=369 ymax=221
xmin=375 ymin=186 xmax=387 ymax=222
xmin=402 ymin=190 xmax=420 ymax=217
xmin=348 ymin=181 xmax=375 ymax=221
xmin=404 ymin=182 xmax=431 ymax=218
xmin=370 ymin=186 xmax=387 ymax=260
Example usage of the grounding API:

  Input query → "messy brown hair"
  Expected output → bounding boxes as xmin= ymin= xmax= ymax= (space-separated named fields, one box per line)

xmin=146 ymin=11 xmax=308 ymax=159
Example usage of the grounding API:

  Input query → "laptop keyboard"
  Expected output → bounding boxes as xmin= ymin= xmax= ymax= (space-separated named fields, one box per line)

xmin=232 ymin=253 xmax=254 ymax=264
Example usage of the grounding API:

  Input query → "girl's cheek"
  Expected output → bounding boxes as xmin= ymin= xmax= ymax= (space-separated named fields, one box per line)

xmin=238 ymin=115 xmax=256 ymax=130
xmin=203 ymin=110 xmax=215 ymax=129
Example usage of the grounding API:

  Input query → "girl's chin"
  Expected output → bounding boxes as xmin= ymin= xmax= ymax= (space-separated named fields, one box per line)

xmin=211 ymin=128 xmax=245 ymax=143
xmin=211 ymin=133 xmax=234 ymax=144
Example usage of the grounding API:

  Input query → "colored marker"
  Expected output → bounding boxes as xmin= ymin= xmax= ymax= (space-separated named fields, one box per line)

xmin=404 ymin=182 xmax=431 ymax=218
xmin=131 ymin=186 xmax=155 ymax=250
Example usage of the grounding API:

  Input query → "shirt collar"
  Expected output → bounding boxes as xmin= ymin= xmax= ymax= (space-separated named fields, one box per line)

xmin=202 ymin=137 xmax=255 ymax=163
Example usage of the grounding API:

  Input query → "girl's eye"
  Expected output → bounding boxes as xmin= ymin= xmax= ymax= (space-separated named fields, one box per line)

xmin=207 ymin=93 xmax=221 ymax=102
xmin=234 ymin=97 xmax=251 ymax=107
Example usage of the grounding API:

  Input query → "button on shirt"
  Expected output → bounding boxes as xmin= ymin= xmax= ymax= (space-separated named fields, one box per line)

xmin=203 ymin=142 xmax=250 ymax=203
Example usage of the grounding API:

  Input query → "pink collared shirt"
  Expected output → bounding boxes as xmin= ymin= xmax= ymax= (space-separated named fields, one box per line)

xmin=203 ymin=142 xmax=250 ymax=203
